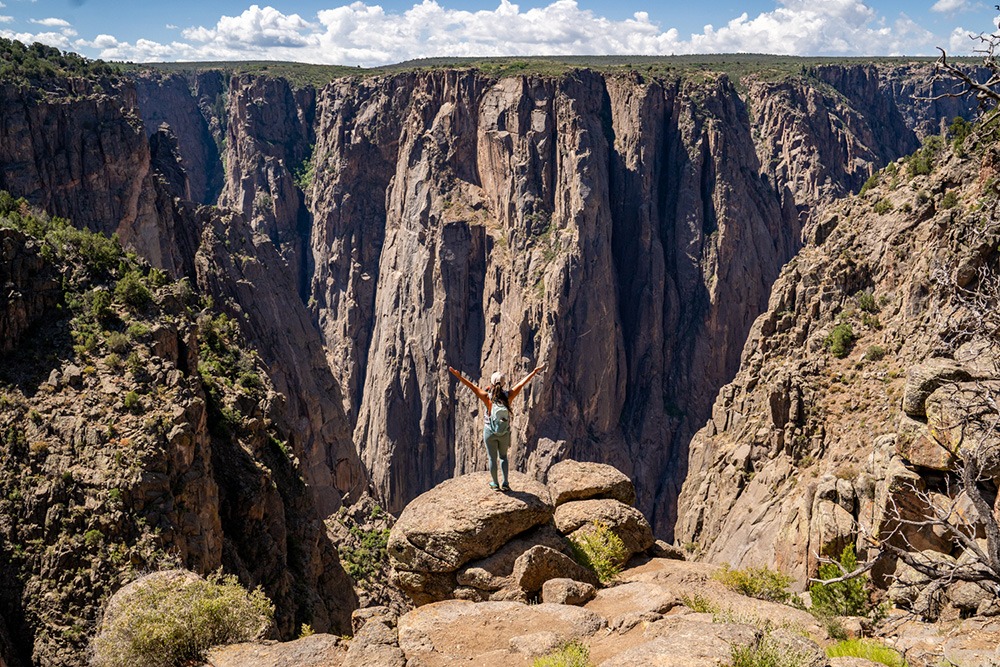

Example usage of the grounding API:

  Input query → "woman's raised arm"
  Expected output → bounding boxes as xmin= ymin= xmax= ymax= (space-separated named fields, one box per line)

xmin=508 ymin=363 xmax=546 ymax=402
xmin=449 ymin=366 xmax=489 ymax=405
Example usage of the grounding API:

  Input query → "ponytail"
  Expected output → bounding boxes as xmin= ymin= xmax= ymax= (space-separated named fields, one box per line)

xmin=490 ymin=384 xmax=511 ymax=413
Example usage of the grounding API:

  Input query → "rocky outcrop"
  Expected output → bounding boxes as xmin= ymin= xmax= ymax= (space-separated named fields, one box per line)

xmin=207 ymin=634 xmax=349 ymax=667
xmin=747 ymin=64 xmax=918 ymax=236
xmin=881 ymin=63 xmax=988 ymax=138
xmin=388 ymin=461 xmax=653 ymax=605
xmin=0 ymin=80 xmax=193 ymax=277
xmin=193 ymin=207 xmax=366 ymax=515
xmin=675 ymin=116 xmax=1000 ymax=599
xmin=0 ymin=228 xmax=61 ymax=353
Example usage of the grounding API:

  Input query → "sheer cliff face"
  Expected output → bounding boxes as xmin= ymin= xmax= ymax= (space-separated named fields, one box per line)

xmin=135 ymin=71 xmax=227 ymax=205
xmin=297 ymin=67 xmax=929 ymax=531
xmin=0 ymin=81 xmax=191 ymax=276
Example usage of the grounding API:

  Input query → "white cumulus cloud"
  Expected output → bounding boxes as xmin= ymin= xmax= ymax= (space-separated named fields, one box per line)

xmin=50 ymin=1 xmax=972 ymax=66
xmin=182 ymin=4 xmax=313 ymax=47
xmin=30 ymin=17 xmax=71 ymax=28
xmin=931 ymin=0 xmax=972 ymax=13
xmin=1 ymin=28 xmax=74 ymax=49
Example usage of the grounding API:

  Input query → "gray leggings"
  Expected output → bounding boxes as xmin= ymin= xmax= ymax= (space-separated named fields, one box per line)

xmin=483 ymin=427 xmax=511 ymax=486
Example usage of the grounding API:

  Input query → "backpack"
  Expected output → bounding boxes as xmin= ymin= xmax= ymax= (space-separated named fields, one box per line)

xmin=490 ymin=402 xmax=510 ymax=436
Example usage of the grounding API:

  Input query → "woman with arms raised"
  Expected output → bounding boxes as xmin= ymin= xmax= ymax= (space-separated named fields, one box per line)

xmin=448 ymin=364 xmax=546 ymax=492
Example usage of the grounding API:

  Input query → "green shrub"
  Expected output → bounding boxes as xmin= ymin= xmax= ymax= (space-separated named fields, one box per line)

xmin=568 ymin=521 xmax=629 ymax=585
xmin=680 ymin=593 xmax=719 ymax=614
xmin=123 ymin=391 xmax=141 ymax=413
xmin=826 ymin=639 xmax=906 ymax=667
xmin=339 ymin=523 xmax=391 ymax=586
xmin=823 ymin=616 xmax=849 ymax=641
xmin=91 ymin=572 xmax=274 ymax=667
xmin=532 ymin=640 xmax=592 ymax=667
xmin=106 ymin=331 xmax=129 ymax=354
xmin=127 ymin=322 xmax=151 ymax=339
xmin=949 ymin=116 xmax=972 ymax=151
xmin=115 ymin=271 xmax=152 ymax=311
xmin=858 ymin=173 xmax=879 ymax=197
xmin=907 ymin=135 xmax=942 ymax=177
xmin=873 ymin=199 xmax=893 ymax=215
xmin=941 ymin=190 xmax=959 ymax=209
xmin=88 ymin=288 xmax=115 ymax=324
xmin=825 ymin=322 xmax=855 ymax=358
xmin=862 ymin=312 xmax=882 ymax=330
xmin=856 ymin=291 xmax=878 ymax=313
xmin=713 ymin=565 xmax=794 ymax=604
xmin=810 ymin=547 xmax=873 ymax=619
xmin=729 ymin=634 xmax=810 ymax=667
xmin=863 ymin=345 xmax=886 ymax=362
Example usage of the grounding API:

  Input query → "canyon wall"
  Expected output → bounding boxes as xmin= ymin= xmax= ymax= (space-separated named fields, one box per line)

xmin=0 ymin=62 xmax=970 ymax=542
xmin=137 ymin=66 xmax=972 ymax=536
xmin=131 ymin=63 xmax=962 ymax=535
xmin=0 ymin=73 xmax=366 ymax=665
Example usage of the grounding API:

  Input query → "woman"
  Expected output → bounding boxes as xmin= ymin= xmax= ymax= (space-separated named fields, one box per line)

xmin=448 ymin=363 xmax=547 ymax=491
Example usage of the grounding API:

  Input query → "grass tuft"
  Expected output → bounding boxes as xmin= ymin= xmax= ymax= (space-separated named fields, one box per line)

xmin=826 ymin=639 xmax=907 ymax=667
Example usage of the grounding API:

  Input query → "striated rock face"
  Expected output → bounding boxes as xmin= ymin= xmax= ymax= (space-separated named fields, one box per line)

xmin=127 ymin=63 xmax=979 ymax=537
xmin=135 ymin=71 xmax=227 ymax=205
xmin=306 ymin=70 xmax=796 ymax=530
xmin=193 ymin=207 xmax=366 ymax=515
xmin=0 ymin=81 xmax=192 ymax=277
xmin=880 ymin=63 xmax=988 ymax=138
xmin=219 ymin=74 xmax=316 ymax=296
xmin=300 ymin=64 xmax=959 ymax=534
xmin=748 ymin=65 xmax=918 ymax=223
xmin=1 ymin=61 xmax=976 ymax=553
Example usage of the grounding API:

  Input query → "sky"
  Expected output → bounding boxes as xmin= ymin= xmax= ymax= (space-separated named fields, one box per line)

xmin=0 ymin=0 xmax=997 ymax=67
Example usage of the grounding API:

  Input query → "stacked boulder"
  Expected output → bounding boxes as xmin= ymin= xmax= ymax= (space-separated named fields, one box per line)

xmin=387 ymin=460 xmax=657 ymax=606
xmin=877 ymin=355 xmax=1000 ymax=619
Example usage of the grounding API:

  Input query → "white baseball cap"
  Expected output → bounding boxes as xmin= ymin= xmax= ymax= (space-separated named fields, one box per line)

xmin=490 ymin=371 xmax=505 ymax=386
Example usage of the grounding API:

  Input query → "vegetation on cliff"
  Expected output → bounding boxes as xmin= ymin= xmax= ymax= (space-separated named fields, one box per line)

xmin=0 ymin=38 xmax=115 ymax=90
xmin=91 ymin=571 xmax=273 ymax=667
xmin=0 ymin=194 xmax=345 ymax=666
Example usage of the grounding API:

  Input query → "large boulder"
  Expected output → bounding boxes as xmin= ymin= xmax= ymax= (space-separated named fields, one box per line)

xmin=388 ymin=465 xmax=653 ymax=606
xmin=387 ymin=471 xmax=553 ymax=575
xmin=541 ymin=578 xmax=596 ymax=606
xmin=554 ymin=498 xmax=654 ymax=554
xmin=872 ymin=458 xmax=953 ymax=555
xmin=455 ymin=523 xmax=571 ymax=593
xmin=512 ymin=545 xmax=600 ymax=595
xmin=896 ymin=414 xmax=955 ymax=471
xmin=902 ymin=358 xmax=973 ymax=418
xmin=926 ymin=381 xmax=1000 ymax=477
xmin=546 ymin=460 xmax=636 ymax=506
